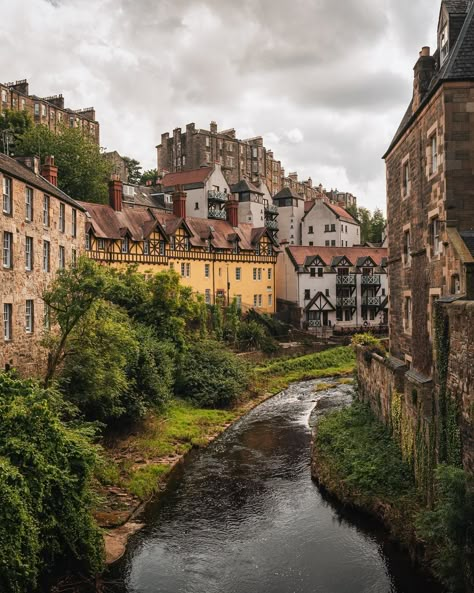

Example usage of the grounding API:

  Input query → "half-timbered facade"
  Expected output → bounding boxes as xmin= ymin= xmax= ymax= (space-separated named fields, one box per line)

xmin=276 ymin=246 xmax=388 ymax=330
xmin=80 ymin=180 xmax=279 ymax=313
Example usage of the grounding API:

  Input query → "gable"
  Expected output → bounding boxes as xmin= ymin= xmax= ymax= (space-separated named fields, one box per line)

xmin=305 ymin=292 xmax=335 ymax=312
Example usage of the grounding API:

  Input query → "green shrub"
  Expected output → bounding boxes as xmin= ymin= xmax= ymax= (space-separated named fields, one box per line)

xmin=0 ymin=373 xmax=103 ymax=592
xmin=257 ymin=346 xmax=355 ymax=377
xmin=351 ymin=332 xmax=385 ymax=351
xmin=237 ymin=320 xmax=278 ymax=353
xmin=176 ymin=341 xmax=249 ymax=408
xmin=416 ymin=465 xmax=474 ymax=593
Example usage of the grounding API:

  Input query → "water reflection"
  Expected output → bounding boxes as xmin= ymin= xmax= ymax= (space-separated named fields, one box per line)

xmin=107 ymin=380 xmax=443 ymax=593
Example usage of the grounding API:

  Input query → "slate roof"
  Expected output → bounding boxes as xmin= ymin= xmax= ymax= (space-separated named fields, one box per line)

xmin=385 ymin=0 xmax=474 ymax=156
xmin=273 ymin=186 xmax=303 ymax=200
xmin=0 ymin=153 xmax=86 ymax=210
xmin=287 ymin=246 xmax=388 ymax=269
xmin=230 ymin=179 xmax=264 ymax=195
xmin=460 ymin=231 xmax=474 ymax=256
xmin=160 ymin=167 xmax=213 ymax=190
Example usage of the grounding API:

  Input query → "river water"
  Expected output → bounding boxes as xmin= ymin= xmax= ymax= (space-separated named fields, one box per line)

xmin=107 ymin=379 xmax=443 ymax=593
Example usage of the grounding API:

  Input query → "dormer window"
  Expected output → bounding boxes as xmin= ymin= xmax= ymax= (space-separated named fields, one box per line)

xmin=440 ymin=24 xmax=449 ymax=64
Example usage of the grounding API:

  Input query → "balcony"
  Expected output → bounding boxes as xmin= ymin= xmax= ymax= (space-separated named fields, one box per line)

xmin=265 ymin=203 xmax=279 ymax=214
xmin=208 ymin=208 xmax=227 ymax=220
xmin=361 ymin=274 xmax=381 ymax=286
xmin=362 ymin=296 xmax=382 ymax=307
xmin=336 ymin=274 xmax=356 ymax=286
xmin=265 ymin=219 xmax=279 ymax=231
xmin=208 ymin=190 xmax=228 ymax=202
xmin=308 ymin=319 xmax=322 ymax=328
xmin=336 ymin=297 xmax=357 ymax=308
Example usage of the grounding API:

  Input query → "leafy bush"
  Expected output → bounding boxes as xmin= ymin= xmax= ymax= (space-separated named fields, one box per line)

xmin=176 ymin=341 xmax=249 ymax=408
xmin=257 ymin=346 xmax=355 ymax=377
xmin=351 ymin=332 xmax=385 ymax=351
xmin=237 ymin=320 xmax=278 ymax=353
xmin=416 ymin=465 xmax=474 ymax=593
xmin=0 ymin=373 xmax=103 ymax=593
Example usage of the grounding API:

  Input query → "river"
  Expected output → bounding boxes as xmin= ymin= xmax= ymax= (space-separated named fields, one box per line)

xmin=106 ymin=379 xmax=443 ymax=593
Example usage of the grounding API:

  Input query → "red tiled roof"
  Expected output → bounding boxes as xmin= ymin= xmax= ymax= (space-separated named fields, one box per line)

xmin=325 ymin=202 xmax=357 ymax=223
xmin=287 ymin=245 xmax=387 ymax=267
xmin=78 ymin=202 xmax=160 ymax=240
xmin=160 ymin=167 xmax=213 ymax=189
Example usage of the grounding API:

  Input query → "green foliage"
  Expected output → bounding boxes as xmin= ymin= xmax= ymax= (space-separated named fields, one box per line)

xmin=42 ymin=257 xmax=108 ymax=386
xmin=122 ymin=156 xmax=142 ymax=184
xmin=15 ymin=124 xmax=112 ymax=202
xmin=351 ymin=332 xmax=384 ymax=350
xmin=176 ymin=340 xmax=249 ymax=408
xmin=102 ymin=265 xmax=151 ymax=318
xmin=0 ymin=109 xmax=33 ymax=155
xmin=348 ymin=206 xmax=386 ymax=244
xmin=0 ymin=373 xmax=103 ymax=592
xmin=140 ymin=168 xmax=159 ymax=185
xmin=416 ymin=465 xmax=474 ymax=592
xmin=257 ymin=346 xmax=355 ymax=377
xmin=237 ymin=320 xmax=278 ymax=353
xmin=316 ymin=402 xmax=415 ymax=500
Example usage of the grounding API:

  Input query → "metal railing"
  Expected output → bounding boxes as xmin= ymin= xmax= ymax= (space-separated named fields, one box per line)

xmin=336 ymin=297 xmax=357 ymax=307
xmin=361 ymin=274 xmax=381 ymax=285
xmin=265 ymin=203 xmax=279 ymax=214
xmin=362 ymin=296 xmax=382 ymax=307
xmin=336 ymin=274 xmax=356 ymax=285
xmin=265 ymin=220 xmax=279 ymax=230
xmin=208 ymin=190 xmax=228 ymax=202
xmin=208 ymin=208 xmax=227 ymax=220
xmin=308 ymin=319 xmax=322 ymax=328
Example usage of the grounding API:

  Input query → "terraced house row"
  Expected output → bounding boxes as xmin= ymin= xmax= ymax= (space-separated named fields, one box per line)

xmin=0 ymin=153 xmax=278 ymax=375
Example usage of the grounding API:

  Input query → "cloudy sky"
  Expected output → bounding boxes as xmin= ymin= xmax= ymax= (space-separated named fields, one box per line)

xmin=1 ymin=0 xmax=440 ymax=211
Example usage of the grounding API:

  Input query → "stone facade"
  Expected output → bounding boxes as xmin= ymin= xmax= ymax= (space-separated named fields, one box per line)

xmin=0 ymin=79 xmax=99 ymax=144
xmin=0 ymin=153 xmax=86 ymax=376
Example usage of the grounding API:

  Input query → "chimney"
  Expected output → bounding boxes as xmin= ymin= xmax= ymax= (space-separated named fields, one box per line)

xmin=172 ymin=184 xmax=186 ymax=218
xmin=41 ymin=155 xmax=58 ymax=186
xmin=210 ymin=121 xmax=218 ymax=134
xmin=109 ymin=174 xmax=123 ymax=211
xmin=226 ymin=197 xmax=239 ymax=228
xmin=413 ymin=47 xmax=436 ymax=112
xmin=15 ymin=155 xmax=40 ymax=175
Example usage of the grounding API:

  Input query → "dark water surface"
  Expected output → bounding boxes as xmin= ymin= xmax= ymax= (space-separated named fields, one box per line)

xmin=108 ymin=380 xmax=443 ymax=593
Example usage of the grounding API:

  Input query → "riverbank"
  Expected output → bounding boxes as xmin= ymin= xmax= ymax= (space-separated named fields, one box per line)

xmin=95 ymin=346 xmax=356 ymax=564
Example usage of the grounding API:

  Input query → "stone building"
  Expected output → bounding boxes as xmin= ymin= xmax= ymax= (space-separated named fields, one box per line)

xmin=325 ymin=189 xmax=358 ymax=211
xmin=80 ymin=177 xmax=279 ymax=314
xmin=0 ymin=153 xmax=86 ymax=376
xmin=156 ymin=122 xmax=283 ymax=196
xmin=276 ymin=245 xmax=388 ymax=331
xmin=0 ymin=79 xmax=99 ymax=144
xmin=385 ymin=0 xmax=474 ymax=376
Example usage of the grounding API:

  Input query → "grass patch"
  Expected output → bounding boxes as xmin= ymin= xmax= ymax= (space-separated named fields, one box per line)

xmin=255 ymin=346 xmax=355 ymax=377
xmin=127 ymin=464 xmax=172 ymax=500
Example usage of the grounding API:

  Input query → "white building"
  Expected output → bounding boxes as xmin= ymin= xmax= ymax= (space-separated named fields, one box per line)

xmin=276 ymin=245 xmax=388 ymax=331
xmin=301 ymin=199 xmax=360 ymax=247
xmin=272 ymin=187 xmax=305 ymax=245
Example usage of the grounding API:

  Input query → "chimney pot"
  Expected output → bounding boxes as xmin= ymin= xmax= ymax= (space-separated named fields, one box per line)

xmin=225 ymin=196 xmax=239 ymax=228
xmin=109 ymin=175 xmax=123 ymax=211
xmin=41 ymin=155 xmax=58 ymax=187
xmin=420 ymin=46 xmax=430 ymax=57
xmin=172 ymin=184 xmax=187 ymax=218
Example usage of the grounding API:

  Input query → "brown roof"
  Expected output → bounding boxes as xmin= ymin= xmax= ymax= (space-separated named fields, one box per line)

xmin=287 ymin=245 xmax=387 ymax=268
xmin=325 ymin=202 xmax=357 ymax=223
xmin=78 ymin=202 xmax=161 ymax=240
xmin=160 ymin=167 xmax=213 ymax=190
xmin=0 ymin=153 xmax=86 ymax=210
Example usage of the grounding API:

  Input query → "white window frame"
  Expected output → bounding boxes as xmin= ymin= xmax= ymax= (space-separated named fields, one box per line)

xmin=25 ymin=236 xmax=33 ymax=271
xmin=59 ymin=245 xmax=65 ymax=269
xmin=59 ymin=203 xmax=65 ymax=232
xmin=71 ymin=248 xmax=77 ymax=267
xmin=3 ymin=303 xmax=12 ymax=341
xmin=25 ymin=187 xmax=33 ymax=221
xmin=143 ymin=240 xmax=149 ymax=255
xmin=3 ymin=231 xmax=12 ymax=268
xmin=25 ymin=300 xmax=34 ymax=333
xmin=430 ymin=134 xmax=438 ymax=174
xmin=204 ymin=263 xmax=210 ymax=278
xmin=3 ymin=176 xmax=12 ymax=215
xmin=43 ymin=240 xmax=50 ymax=272
xmin=72 ymin=208 xmax=77 ymax=237
xmin=121 ymin=236 xmax=129 ymax=254
xmin=43 ymin=195 xmax=50 ymax=227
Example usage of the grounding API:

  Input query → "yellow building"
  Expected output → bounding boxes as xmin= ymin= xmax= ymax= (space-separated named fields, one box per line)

xmin=78 ymin=181 xmax=278 ymax=313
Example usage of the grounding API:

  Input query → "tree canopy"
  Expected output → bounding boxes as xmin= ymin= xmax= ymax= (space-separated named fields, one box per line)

xmin=0 ymin=110 xmax=33 ymax=156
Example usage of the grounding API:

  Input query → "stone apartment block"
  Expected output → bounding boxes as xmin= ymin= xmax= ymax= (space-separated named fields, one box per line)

xmin=276 ymin=245 xmax=388 ymax=331
xmin=385 ymin=0 xmax=474 ymax=377
xmin=0 ymin=153 xmax=86 ymax=376
xmin=0 ymin=79 xmax=99 ymax=144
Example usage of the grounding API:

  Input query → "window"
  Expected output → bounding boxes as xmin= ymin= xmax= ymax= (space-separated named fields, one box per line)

xmin=236 ymin=267 xmax=241 ymax=280
xmin=440 ymin=24 xmax=449 ymax=64
xmin=267 ymin=268 xmax=272 ymax=280
xmin=3 ymin=303 xmax=12 ymax=341
xmin=257 ymin=268 xmax=262 ymax=281
xmin=59 ymin=203 xmax=65 ymax=232
xmin=3 ymin=231 xmax=12 ymax=268
xmin=1 ymin=89 xmax=7 ymax=104
xmin=403 ymin=230 xmax=411 ymax=266
xmin=43 ymin=304 xmax=51 ymax=329
xmin=59 ymin=246 xmax=65 ymax=269
xmin=331 ymin=224 xmax=336 ymax=232
xmin=143 ymin=240 xmax=149 ymax=255
xmin=254 ymin=294 xmax=258 ymax=307
xmin=34 ymin=103 xmax=40 ymax=116
xmin=121 ymin=236 xmax=129 ymax=254
xmin=304 ymin=289 xmax=311 ymax=300
xmin=325 ymin=240 xmax=330 ymax=246
xmin=85 ymin=234 xmax=91 ymax=251
xmin=205 ymin=263 xmax=210 ymax=278
xmin=170 ymin=236 xmax=176 ymax=250
xmin=324 ymin=224 xmax=329 ymax=232
xmin=98 ymin=238 xmax=105 ymax=250
xmin=25 ymin=187 xmax=33 ymax=221
xmin=235 ymin=295 xmax=242 ymax=309
xmin=308 ymin=226 xmax=314 ymax=234
xmin=253 ymin=268 xmax=257 ymax=280
xmin=326 ymin=289 xmax=330 ymax=296
xmin=431 ymin=218 xmax=440 ymax=256
xmin=205 ymin=289 xmax=211 ymax=304
xmin=268 ymin=294 xmax=272 ymax=307
xmin=25 ymin=236 xmax=33 ymax=271
xmin=41 ymin=104 xmax=46 ymax=117
xmin=72 ymin=208 xmax=77 ymax=237
xmin=310 ymin=268 xmax=316 ymax=277
xmin=159 ymin=240 xmax=165 ymax=256
xmin=25 ymin=300 xmax=34 ymax=333
xmin=43 ymin=241 xmax=50 ymax=272
xmin=71 ymin=248 xmax=77 ymax=267
xmin=331 ymin=240 xmax=336 ymax=247
xmin=43 ymin=195 xmax=50 ymax=226
xmin=258 ymin=294 xmax=262 ymax=307
xmin=404 ymin=297 xmax=412 ymax=332
xmin=318 ymin=268 xmax=323 ymax=277
xmin=205 ymin=136 xmax=210 ymax=147
xmin=181 ymin=262 xmax=190 ymax=277
xmin=451 ymin=274 xmax=460 ymax=294
xmin=309 ymin=242 xmax=314 ymax=246
xmin=2 ymin=176 xmax=12 ymax=214
xmin=195 ymin=202 xmax=199 ymax=210
xmin=430 ymin=134 xmax=438 ymax=174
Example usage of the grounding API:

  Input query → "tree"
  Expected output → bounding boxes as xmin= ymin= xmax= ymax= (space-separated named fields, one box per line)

xmin=0 ymin=110 xmax=33 ymax=156
xmin=123 ymin=156 xmax=142 ymax=185
xmin=369 ymin=208 xmax=386 ymax=244
xmin=42 ymin=258 xmax=107 ymax=387
xmin=15 ymin=125 xmax=112 ymax=202
xmin=141 ymin=168 xmax=159 ymax=185
xmin=348 ymin=206 xmax=386 ymax=244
